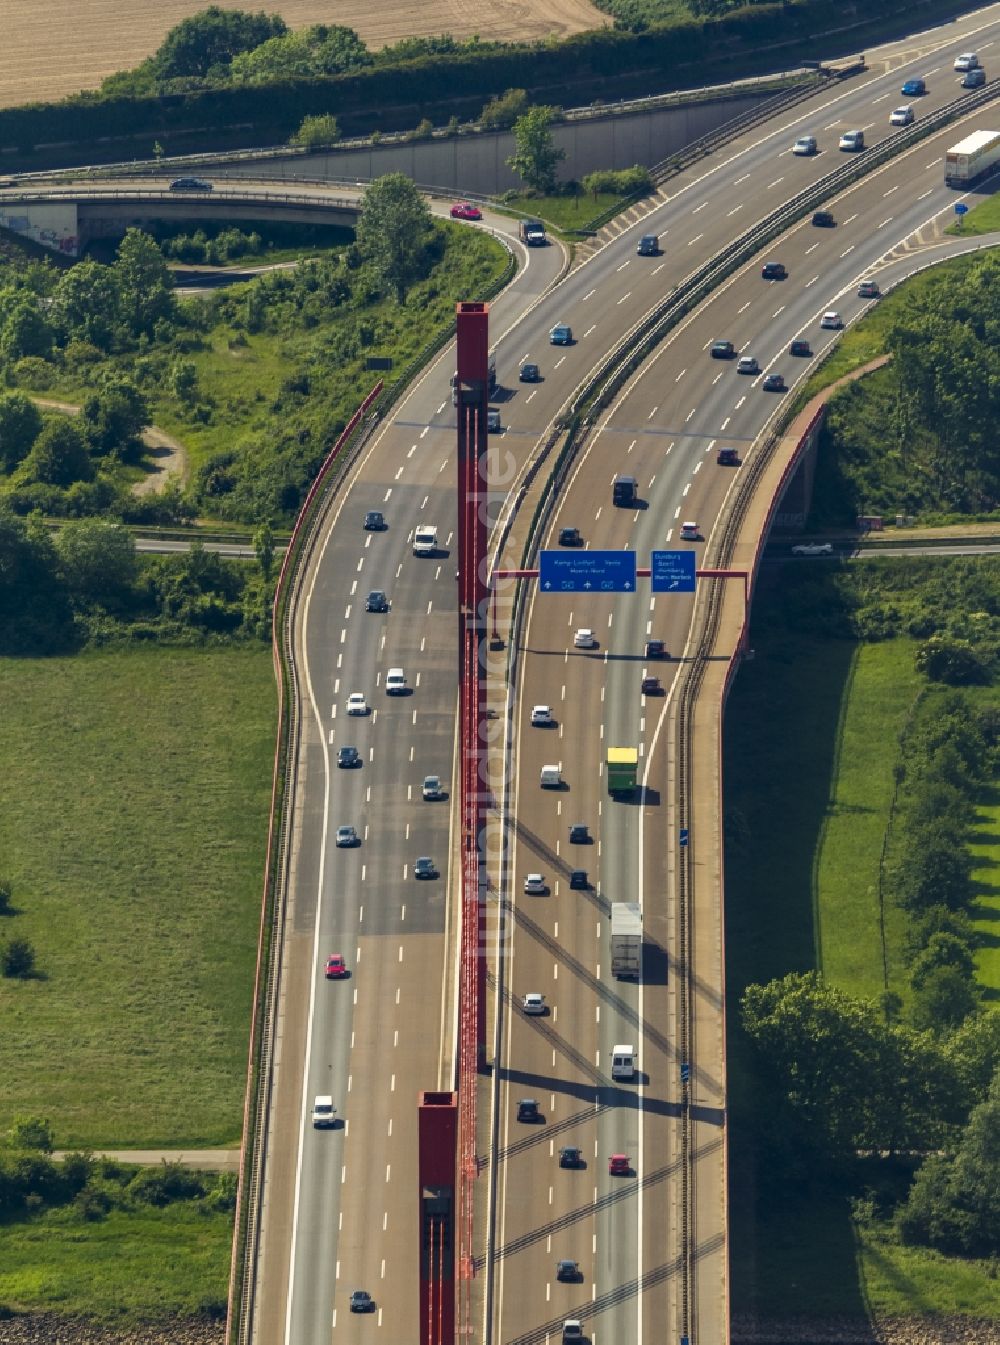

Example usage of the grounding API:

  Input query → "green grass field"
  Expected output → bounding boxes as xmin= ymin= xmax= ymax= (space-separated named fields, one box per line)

xmin=0 ymin=1200 xmax=231 ymax=1322
xmin=813 ymin=640 xmax=921 ymax=1002
xmin=0 ymin=646 xmax=275 ymax=1148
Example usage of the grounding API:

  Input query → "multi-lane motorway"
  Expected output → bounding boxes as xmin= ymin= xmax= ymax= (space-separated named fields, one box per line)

xmin=246 ymin=7 xmax=1000 ymax=1342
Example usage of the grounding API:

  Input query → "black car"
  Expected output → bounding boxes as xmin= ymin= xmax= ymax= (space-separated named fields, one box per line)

xmin=762 ymin=372 xmax=786 ymax=391
xmin=568 ymin=823 xmax=589 ymax=844
xmin=519 ymin=362 xmax=540 ymax=382
xmin=645 ymin=639 xmax=666 ymax=659
xmin=556 ymin=1260 xmax=580 ymax=1283
xmin=710 ymin=339 xmax=735 ymax=359
xmin=337 ymin=745 xmax=360 ymax=768
xmin=716 ymin=447 xmax=740 ymax=466
xmin=365 ymin=590 xmax=389 ymax=612
xmin=349 ymin=1290 xmax=374 ymax=1313
xmin=414 ymin=856 xmax=438 ymax=879
xmin=569 ymin=869 xmax=589 ymax=890
xmin=363 ymin=510 xmax=385 ymax=531
xmin=789 ymin=339 xmax=812 ymax=357
xmin=517 ymin=1098 xmax=540 ymax=1122
xmin=169 ymin=177 xmax=212 ymax=192
xmin=761 ymin=261 xmax=787 ymax=280
xmin=811 ymin=210 xmax=835 ymax=227
xmin=559 ymin=1145 xmax=583 ymax=1168
xmin=558 ymin=527 xmax=581 ymax=547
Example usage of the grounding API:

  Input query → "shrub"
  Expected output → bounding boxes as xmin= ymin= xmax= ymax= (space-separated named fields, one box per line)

xmin=7 ymin=1118 xmax=53 ymax=1153
xmin=127 ymin=1162 xmax=207 ymax=1206
xmin=917 ymin=635 xmax=988 ymax=685
xmin=2 ymin=939 xmax=36 ymax=979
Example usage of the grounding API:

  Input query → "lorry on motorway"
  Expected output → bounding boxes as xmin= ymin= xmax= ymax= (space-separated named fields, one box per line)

xmin=519 ymin=218 xmax=547 ymax=246
xmin=944 ymin=130 xmax=1000 ymax=187
xmin=611 ymin=1043 xmax=637 ymax=1079
xmin=610 ymin=902 xmax=642 ymax=980
xmin=612 ymin=474 xmax=638 ymax=506
xmin=451 ymin=352 xmax=497 ymax=404
xmin=413 ymin=524 xmax=438 ymax=556
xmin=607 ymin=747 xmax=638 ymax=795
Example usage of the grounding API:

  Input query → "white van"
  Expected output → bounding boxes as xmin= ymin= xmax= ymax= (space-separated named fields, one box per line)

xmin=540 ymin=764 xmax=562 ymax=788
xmin=413 ymin=524 xmax=437 ymax=556
xmin=312 ymin=1095 xmax=337 ymax=1128
xmin=385 ymin=668 xmax=407 ymax=695
xmin=611 ymin=1044 xmax=636 ymax=1081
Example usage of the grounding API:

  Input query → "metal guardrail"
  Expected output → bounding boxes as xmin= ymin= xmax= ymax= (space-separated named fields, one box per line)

xmin=650 ymin=75 xmax=826 ymax=184
xmin=1 ymin=183 xmax=362 ymax=211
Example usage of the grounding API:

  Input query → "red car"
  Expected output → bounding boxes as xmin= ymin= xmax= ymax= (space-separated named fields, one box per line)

xmin=325 ymin=954 xmax=347 ymax=979
xmin=608 ymin=1154 xmax=631 ymax=1176
xmin=450 ymin=201 xmax=482 ymax=221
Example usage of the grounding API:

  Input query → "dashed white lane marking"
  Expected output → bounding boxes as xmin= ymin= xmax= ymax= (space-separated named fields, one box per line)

xmin=583 ymin=325 xmax=596 ymax=337
xmin=687 ymin=233 xmax=703 ymax=246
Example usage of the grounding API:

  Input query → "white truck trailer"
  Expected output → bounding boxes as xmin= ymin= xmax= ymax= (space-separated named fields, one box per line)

xmin=610 ymin=901 xmax=642 ymax=979
xmin=945 ymin=130 xmax=1000 ymax=187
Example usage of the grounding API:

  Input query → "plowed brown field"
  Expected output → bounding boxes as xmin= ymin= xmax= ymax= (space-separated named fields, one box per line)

xmin=2 ymin=0 xmax=608 ymax=109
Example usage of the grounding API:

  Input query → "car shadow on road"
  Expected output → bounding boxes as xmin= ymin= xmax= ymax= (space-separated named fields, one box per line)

xmin=503 ymin=898 xmax=674 ymax=1058
xmin=480 ymin=1155 xmax=677 ymax=1267
xmin=501 ymin=1228 xmax=726 ymax=1345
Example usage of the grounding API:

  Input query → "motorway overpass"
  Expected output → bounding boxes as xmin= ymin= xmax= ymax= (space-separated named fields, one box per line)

xmin=0 ymin=179 xmax=364 ymax=255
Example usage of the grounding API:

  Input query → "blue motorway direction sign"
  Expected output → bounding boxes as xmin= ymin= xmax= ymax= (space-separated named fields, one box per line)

xmin=539 ymin=549 xmax=637 ymax=593
xmin=651 ymin=549 xmax=697 ymax=593
xmin=954 ymin=202 xmax=969 ymax=216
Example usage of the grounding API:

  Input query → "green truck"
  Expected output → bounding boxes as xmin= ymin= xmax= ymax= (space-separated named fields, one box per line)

xmin=607 ymin=747 xmax=638 ymax=796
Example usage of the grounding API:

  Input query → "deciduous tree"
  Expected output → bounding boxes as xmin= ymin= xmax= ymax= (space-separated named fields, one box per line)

xmin=355 ymin=174 xmax=432 ymax=303
xmin=507 ymin=107 xmax=566 ymax=194
xmin=0 ymin=393 xmax=42 ymax=472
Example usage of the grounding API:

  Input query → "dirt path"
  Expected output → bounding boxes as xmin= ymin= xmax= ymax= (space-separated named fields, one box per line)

xmin=52 ymin=1148 xmax=240 ymax=1171
xmin=29 ymin=397 xmax=186 ymax=495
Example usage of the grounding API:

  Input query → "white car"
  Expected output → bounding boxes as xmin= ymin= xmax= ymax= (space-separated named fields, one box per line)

xmin=791 ymin=542 xmax=833 ymax=556
xmin=792 ymin=135 xmax=817 ymax=155
xmin=573 ymin=628 xmax=596 ymax=649
xmin=820 ymin=310 xmax=843 ymax=329
xmin=346 ymin=692 xmax=368 ymax=716
xmin=522 ymin=993 xmax=546 ymax=1015
xmin=679 ymin=521 xmax=700 ymax=541
xmin=385 ymin=667 xmax=407 ymax=695
xmin=889 ymin=104 xmax=914 ymax=126
xmin=422 ymin=774 xmax=442 ymax=800
xmin=312 ymin=1095 xmax=337 ymax=1128
xmin=530 ymin=705 xmax=554 ymax=726
xmin=954 ymin=52 xmax=979 ymax=71
xmin=737 ymin=355 xmax=759 ymax=374
xmin=524 ymin=873 xmax=546 ymax=894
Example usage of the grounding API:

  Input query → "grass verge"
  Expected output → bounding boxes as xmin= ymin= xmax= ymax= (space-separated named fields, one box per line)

xmin=0 ymin=1199 xmax=230 ymax=1322
xmin=499 ymin=191 xmax=637 ymax=237
xmin=812 ymin=639 xmax=921 ymax=1003
xmin=0 ymin=646 xmax=275 ymax=1147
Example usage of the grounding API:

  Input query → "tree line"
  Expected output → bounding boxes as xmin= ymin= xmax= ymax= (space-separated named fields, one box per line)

xmin=0 ymin=1116 xmax=235 ymax=1225
xmin=0 ymin=0 xmax=943 ymax=162
xmin=0 ymin=507 xmax=272 ymax=655
xmin=742 ymin=972 xmax=1000 ymax=1259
